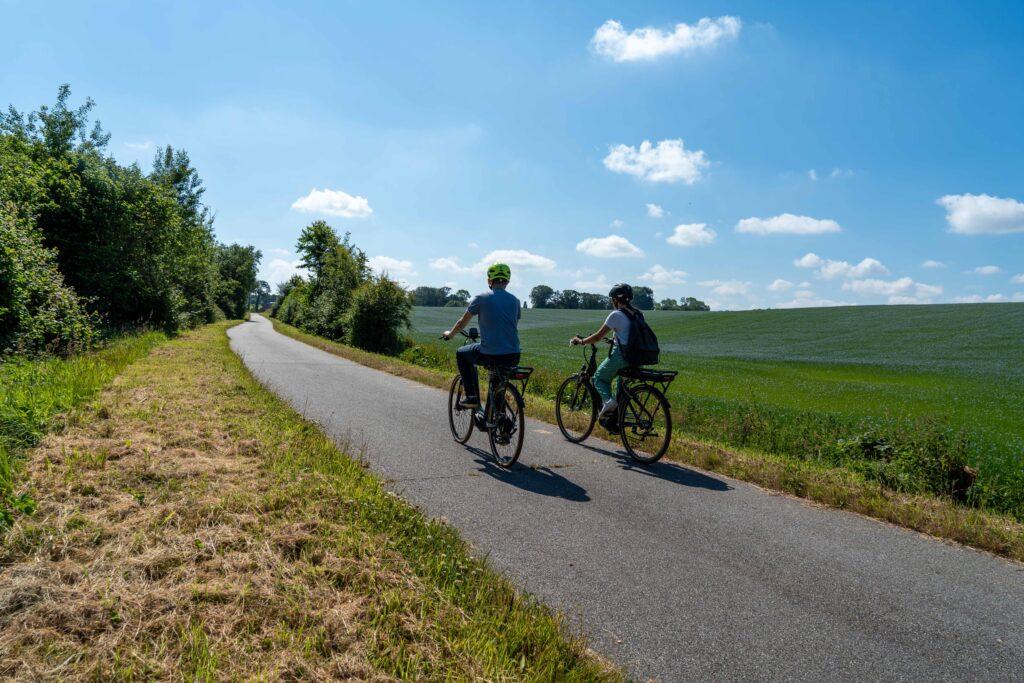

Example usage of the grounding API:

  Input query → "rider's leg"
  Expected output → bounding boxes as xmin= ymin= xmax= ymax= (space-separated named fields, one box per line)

xmin=593 ymin=345 xmax=628 ymax=414
xmin=456 ymin=343 xmax=483 ymax=405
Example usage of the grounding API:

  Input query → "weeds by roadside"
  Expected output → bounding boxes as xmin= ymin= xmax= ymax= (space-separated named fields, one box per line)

xmin=268 ymin=315 xmax=1024 ymax=564
xmin=0 ymin=322 xmax=619 ymax=680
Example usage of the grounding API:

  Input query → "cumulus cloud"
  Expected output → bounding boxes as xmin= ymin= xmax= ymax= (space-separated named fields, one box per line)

xmin=666 ymin=223 xmax=716 ymax=247
xmin=830 ymin=168 xmax=854 ymax=178
xmin=842 ymin=277 xmax=942 ymax=304
xmin=971 ymin=265 xmax=1002 ymax=276
xmin=646 ymin=203 xmax=665 ymax=218
xmin=638 ymin=265 xmax=687 ymax=288
xmin=576 ymin=234 xmax=644 ymax=258
xmin=794 ymin=253 xmax=888 ymax=280
xmin=937 ymin=193 xmax=1024 ymax=235
xmin=768 ymin=279 xmax=795 ymax=292
xmin=954 ymin=294 xmax=1009 ymax=304
xmin=1013 ymin=274 xmax=1024 ymax=284
xmin=260 ymin=253 xmax=306 ymax=287
xmin=921 ymin=259 xmax=946 ymax=269
xmin=736 ymin=214 xmax=842 ymax=235
xmin=368 ymin=256 xmax=415 ymax=277
xmin=291 ymin=188 xmax=373 ymax=218
xmin=807 ymin=169 xmax=818 ymax=181
xmin=590 ymin=16 xmax=741 ymax=62
xmin=430 ymin=249 xmax=556 ymax=275
xmin=603 ymin=139 xmax=709 ymax=184
xmin=698 ymin=279 xmax=751 ymax=297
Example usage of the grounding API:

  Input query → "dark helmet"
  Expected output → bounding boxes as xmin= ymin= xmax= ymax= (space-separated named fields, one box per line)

xmin=608 ymin=283 xmax=633 ymax=301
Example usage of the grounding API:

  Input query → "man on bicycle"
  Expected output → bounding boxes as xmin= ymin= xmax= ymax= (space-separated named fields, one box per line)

xmin=442 ymin=263 xmax=521 ymax=409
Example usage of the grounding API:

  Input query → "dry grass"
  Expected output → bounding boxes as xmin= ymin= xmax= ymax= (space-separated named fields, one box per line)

xmin=267 ymin=316 xmax=1024 ymax=564
xmin=0 ymin=322 xmax=619 ymax=681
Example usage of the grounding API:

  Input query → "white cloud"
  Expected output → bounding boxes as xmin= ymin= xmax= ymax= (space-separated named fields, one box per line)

xmin=830 ymin=168 xmax=854 ymax=179
xmin=793 ymin=289 xmax=815 ymax=300
xmin=291 ymin=187 xmax=373 ymax=218
xmin=573 ymin=274 xmax=611 ymax=292
xmin=794 ymin=252 xmax=888 ymax=280
xmin=971 ymin=265 xmax=1002 ymax=276
xmin=646 ymin=203 xmax=665 ymax=218
xmin=431 ymin=249 xmax=556 ymax=275
xmin=807 ymin=169 xmax=818 ymax=181
xmin=921 ymin=259 xmax=946 ymax=269
xmin=1012 ymin=274 xmax=1024 ymax=284
xmin=590 ymin=16 xmax=741 ymax=62
xmin=953 ymin=294 xmax=1009 ymax=304
xmin=603 ymin=139 xmax=709 ymax=184
xmin=938 ymin=193 xmax=1024 ymax=235
xmin=666 ymin=223 xmax=716 ymax=247
xmin=699 ymin=279 xmax=751 ymax=297
xmin=768 ymin=278 xmax=795 ymax=292
xmin=639 ymin=265 xmax=687 ymax=288
xmin=797 ymin=281 xmax=812 ymax=288
xmin=124 ymin=140 xmax=153 ymax=151
xmin=776 ymin=297 xmax=851 ymax=309
xmin=261 ymin=257 xmax=305 ymax=287
xmin=368 ymin=256 xmax=415 ymax=277
xmin=843 ymin=278 xmax=942 ymax=303
xmin=736 ymin=214 xmax=842 ymax=235
xmin=576 ymin=234 xmax=644 ymax=258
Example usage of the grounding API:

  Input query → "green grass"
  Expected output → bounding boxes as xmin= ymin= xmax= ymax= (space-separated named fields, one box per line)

xmin=409 ymin=303 xmax=1024 ymax=518
xmin=0 ymin=331 xmax=167 ymax=529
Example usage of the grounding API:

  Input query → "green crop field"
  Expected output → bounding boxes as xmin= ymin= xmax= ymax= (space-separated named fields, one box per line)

xmin=408 ymin=303 xmax=1024 ymax=519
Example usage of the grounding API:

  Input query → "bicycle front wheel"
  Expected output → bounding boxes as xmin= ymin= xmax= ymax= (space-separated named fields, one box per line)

xmin=619 ymin=385 xmax=672 ymax=464
xmin=555 ymin=374 xmax=598 ymax=443
xmin=448 ymin=375 xmax=474 ymax=443
xmin=488 ymin=383 xmax=525 ymax=468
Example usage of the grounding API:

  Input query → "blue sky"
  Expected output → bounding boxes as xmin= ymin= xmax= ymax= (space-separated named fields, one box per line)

xmin=3 ymin=0 xmax=1023 ymax=309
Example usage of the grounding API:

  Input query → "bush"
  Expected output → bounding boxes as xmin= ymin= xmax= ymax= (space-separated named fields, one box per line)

xmin=345 ymin=276 xmax=412 ymax=355
xmin=0 ymin=204 xmax=97 ymax=355
xmin=276 ymin=283 xmax=310 ymax=327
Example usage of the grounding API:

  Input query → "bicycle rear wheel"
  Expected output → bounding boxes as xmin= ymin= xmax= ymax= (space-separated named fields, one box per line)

xmin=448 ymin=375 xmax=474 ymax=443
xmin=555 ymin=374 xmax=598 ymax=443
xmin=488 ymin=383 xmax=524 ymax=468
xmin=619 ymin=385 xmax=672 ymax=464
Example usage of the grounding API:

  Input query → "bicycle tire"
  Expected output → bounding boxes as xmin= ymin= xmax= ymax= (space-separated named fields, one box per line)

xmin=488 ymin=382 xmax=524 ymax=468
xmin=448 ymin=375 xmax=474 ymax=444
xmin=555 ymin=374 xmax=599 ymax=443
xmin=619 ymin=384 xmax=672 ymax=464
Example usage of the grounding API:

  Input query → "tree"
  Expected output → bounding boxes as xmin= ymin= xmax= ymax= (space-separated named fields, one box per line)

xmin=215 ymin=244 xmax=262 ymax=319
xmin=657 ymin=298 xmax=680 ymax=311
xmin=250 ymin=280 xmax=271 ymax=310
xmin=410 ymin=286 xmax=451 ymax=307
xmin=530 ymin=284 xmax=555 ymax=308
xmin=345 ymin=276 xmax=412 ymax=354
xmin=449 ymin=289 xmax=471 ymax=306
xmin=633 ymin=286 xmax=655 ymax=310
xmin=295 ymin=220 xmax=340 ymax=283
xmin=579 ymin=292 xmax=609 ymax=310
xmin=680 ymin=296 xmax=710 ymax=311
xmin=555 ymin=289 xmax=581 ymax=309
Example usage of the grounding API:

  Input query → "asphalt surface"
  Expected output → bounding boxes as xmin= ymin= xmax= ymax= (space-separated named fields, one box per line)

xmin=229 ymin=315 xmax=1024 ymax=681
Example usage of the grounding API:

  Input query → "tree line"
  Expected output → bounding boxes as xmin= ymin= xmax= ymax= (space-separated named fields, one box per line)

xmin=528 ymin=285 xmax=709 ymax=311
xmin=270 ymin=221 xmax=411 ymax=354
xmin=1 ymin=86 xmax=261 ymax=356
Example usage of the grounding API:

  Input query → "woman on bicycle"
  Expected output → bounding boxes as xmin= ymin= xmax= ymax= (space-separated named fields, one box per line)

xmin=570 ymin=283 xmax=637 ymax=418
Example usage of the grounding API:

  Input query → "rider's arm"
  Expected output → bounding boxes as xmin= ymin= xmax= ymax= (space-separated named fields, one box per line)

xmin=444 ymin=311 xmax=473 ymax=340
xmin=574 ymin=323 xmax=611 ymax=346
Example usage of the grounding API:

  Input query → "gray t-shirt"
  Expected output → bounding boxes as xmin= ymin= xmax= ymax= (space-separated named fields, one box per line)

xmin=467 ymin=287 xmax=521 ymax=355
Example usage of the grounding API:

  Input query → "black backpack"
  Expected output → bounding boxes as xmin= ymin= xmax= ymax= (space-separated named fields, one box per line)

xmin=620 ymin=308 xmax=660 ymax=366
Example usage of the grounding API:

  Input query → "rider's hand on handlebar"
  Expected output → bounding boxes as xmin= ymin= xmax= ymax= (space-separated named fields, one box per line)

xmin=441 ymin=330 xmax=452 ymax=341
xmin=569 ymin=335 xmax=583 ymax=346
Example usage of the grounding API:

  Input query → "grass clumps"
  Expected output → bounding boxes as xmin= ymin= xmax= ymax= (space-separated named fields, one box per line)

xmin=0 ymin=322 xmax=617 ymax=680
xmin=0 ymin=331 xmax=166 ymax=529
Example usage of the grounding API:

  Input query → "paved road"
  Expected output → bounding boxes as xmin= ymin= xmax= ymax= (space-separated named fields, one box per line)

xmin=229 ymin=316 xmax=1024 ymax=681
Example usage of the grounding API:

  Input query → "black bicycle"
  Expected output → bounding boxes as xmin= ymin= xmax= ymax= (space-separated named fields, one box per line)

xmin=445 ymin=328 xmax=534 ymax=468
xmin=555 ymin=338 xmax=677 ymax=464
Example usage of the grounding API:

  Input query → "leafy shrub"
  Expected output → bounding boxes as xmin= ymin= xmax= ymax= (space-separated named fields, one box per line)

xmin=346 ymin=277 xmax=412 ymax=355
xmin=0 ymin=204 xmax=97 ymax=355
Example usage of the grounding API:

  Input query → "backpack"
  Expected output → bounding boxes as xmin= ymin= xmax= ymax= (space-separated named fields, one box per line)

xmin=620 ymin=308 xmax=660 ymax=366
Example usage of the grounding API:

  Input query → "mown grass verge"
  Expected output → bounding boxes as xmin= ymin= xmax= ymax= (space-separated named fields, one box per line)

xmin=267 ymin=315 xmax=1024 ymax=564
xmin=0 ymin=322 xmax=619 ymax=680
xmin=0 ymin=332 xmax=168 ymax=530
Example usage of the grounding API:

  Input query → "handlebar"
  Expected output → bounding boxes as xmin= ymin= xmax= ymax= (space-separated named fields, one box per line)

xmin=440 ymin=327 xmax=480 ymax=342
xmin=570 ymin=334 xmax=613 ymax=347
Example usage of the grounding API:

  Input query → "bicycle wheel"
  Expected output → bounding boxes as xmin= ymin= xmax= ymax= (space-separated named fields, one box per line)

xmin=555 ymin=374 xmax=599 ymax=443
xmin=488 ymin=382 xmax=524 ymax=468
xmin=619 ymin=384 xmax=672 ymax=464
xmin=448 ymin=375 xmax=474 ymax=443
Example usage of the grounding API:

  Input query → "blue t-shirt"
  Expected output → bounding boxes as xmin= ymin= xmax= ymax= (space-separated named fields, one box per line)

xmin=467 ymin=287 xmax=521 ymax=355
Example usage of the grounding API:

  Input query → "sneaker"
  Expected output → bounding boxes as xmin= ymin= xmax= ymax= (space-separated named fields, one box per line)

xmin=599 ymin=398 xmax=618 ymax=417
xmin=457 ymin=397 xmax=481 ymax=410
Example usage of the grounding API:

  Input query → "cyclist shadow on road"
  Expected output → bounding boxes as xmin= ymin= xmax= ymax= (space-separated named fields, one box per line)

xmin=465 ymin=446 xmax=591 ymax=502
xmin=580 ymin=444 xmax=731 ymax=491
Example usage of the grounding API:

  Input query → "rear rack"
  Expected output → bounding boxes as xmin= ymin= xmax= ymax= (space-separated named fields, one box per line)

xmin=487 ymin=365 xmax=534 ymax=395
xmin=617 ymin=367 xmax=677 ymax=394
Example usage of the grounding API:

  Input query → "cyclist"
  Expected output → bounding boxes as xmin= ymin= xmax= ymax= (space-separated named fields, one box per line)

xmin=442 ymin=263 xmax=521 ymax=409
xmin=570 ymin=283 xmax=637 ymax=417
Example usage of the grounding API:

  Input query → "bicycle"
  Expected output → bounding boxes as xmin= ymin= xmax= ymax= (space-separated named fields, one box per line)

xmin=555 ymin=337 xmax=677 ymax=464
xmin=444 ymin=328 xmax=534 ymax=468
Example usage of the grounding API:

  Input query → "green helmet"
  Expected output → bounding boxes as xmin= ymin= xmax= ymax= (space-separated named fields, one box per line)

xmin=487 ymin=262 xmax=511 ymax=281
